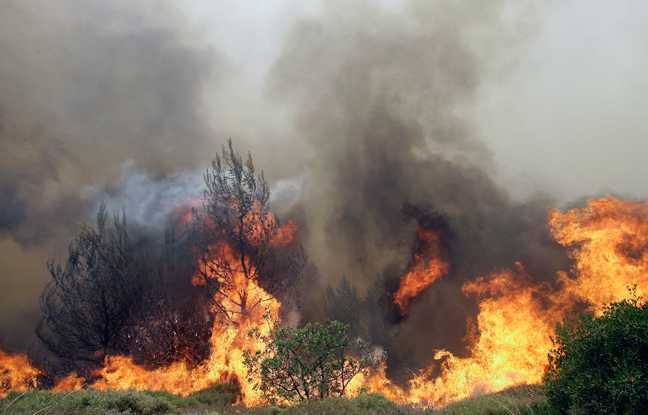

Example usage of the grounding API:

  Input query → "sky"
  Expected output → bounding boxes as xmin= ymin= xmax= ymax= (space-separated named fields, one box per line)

xmin=1 ymin=0 xmax=648 ymax=350
xmin=170 ymin=0 xmax=648 ymax=202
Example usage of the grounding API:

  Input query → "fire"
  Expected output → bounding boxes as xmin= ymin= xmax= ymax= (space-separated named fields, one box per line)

xmin=72 ymin=277 xmax=278 ymax=405
xmin=0 ymin=349 xmax=41 ymax=396
xmin=48 ymin=203 xmax=291 ymax=405
xmin=353 ymin=197 xmax=648 ymax=408
xmin=408 ymin=265 xmax=554 ymax=406
xmin=354 ymin=264 xmax=554 ymax=406
xmin=394 ymin=222 xmax=450 ymax=315
xmin=86 ymin=207 xmax=290 ymax=406
xmin=549 ymin=197 xmax=648 ymax=311
xmin=5 ymin=196 xmax=648 ymax=409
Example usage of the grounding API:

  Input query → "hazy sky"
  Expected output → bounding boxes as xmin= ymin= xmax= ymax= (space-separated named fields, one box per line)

xmin=173 ymin=0 xmax=648 ymax=203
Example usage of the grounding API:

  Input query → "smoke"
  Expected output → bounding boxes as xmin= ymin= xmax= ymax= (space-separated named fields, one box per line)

xmin=0 ymin=0 xmax=229 ymax=348
xmin=261 ymin=1 xmax=573 ymax=373
xmin=1 ymin=0 xmax=640 ymax=382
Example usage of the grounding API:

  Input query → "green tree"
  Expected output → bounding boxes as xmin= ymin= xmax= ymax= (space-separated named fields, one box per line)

xmin=243 ymin=320 xmax=370 ymax=404
xmin=544 ymin=290 xmax=648 ymax=414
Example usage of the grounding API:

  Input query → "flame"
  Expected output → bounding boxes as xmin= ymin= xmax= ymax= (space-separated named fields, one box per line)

xmin=85 ymin=280 xmax=277 ymax=405
xmin=408 ymin=265 xmax=554 ymax=406
xmin=394 ymin=223 xmax=450 ymax=315
xmin=48 ymin=204 xmax=289 ymax=405
xmin=352 ymin=197 xmax=648 ymax=407
xmin=0 ymin=349 xmax=41 ymax=396
xmin=6 ymin=196 xmax=648 ymax=409
xmin=86 ymin=207 xmax=288 ymax=406
xmin=353 ymin=264 xmax=554 ymax=406
xmin=549 ymin=197 xmax=648 ymax=311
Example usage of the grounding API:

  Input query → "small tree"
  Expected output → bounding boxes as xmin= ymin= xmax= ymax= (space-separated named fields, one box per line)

xmin=243 ymin=320 xmax=371 ymax=404
xmin=191 ymin=139 xmax=305 ymax=324
xmin=545 ymin=290 xmax=648 ymax=414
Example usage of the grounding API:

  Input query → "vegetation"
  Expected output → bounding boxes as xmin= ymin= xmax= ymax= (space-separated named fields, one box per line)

xmin=544 ymin=291 xmax=648 ymax=414
xmin=36 ymin=204 xmax=146 ymax=367
xmin=244 ymin=320 xmax=372 ymax=404
xmin=0 ymin=384 xmax=240 ymax=415
xmin=0 ymin=384 xmax=552 ymax=414
xmin=34 ymin=139 xmax=305 ymax=379
xmin=35 ymin=203 xmax=212 ymax=376
xmin=190 ymin=138 xmax=306 ymax=323
xmin=434 ymin=384 xmax=550 ymax=415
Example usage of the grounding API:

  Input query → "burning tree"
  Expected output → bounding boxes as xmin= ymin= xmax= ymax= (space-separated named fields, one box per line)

xmin=36 ymin=204 xmax=145 ymax=371
xmin=191 ymin=139 xmax=305 ymax=325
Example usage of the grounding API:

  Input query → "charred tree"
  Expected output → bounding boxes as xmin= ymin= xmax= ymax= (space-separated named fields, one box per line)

xmin=130 ymin=227 xmax=213 ymax=367
xmin=36 ymin=204 xmax=144 ymax=372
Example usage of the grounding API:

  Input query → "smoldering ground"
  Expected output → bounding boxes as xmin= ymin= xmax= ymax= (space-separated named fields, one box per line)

xmin=0 ymin=0 xmax=610 ymax=380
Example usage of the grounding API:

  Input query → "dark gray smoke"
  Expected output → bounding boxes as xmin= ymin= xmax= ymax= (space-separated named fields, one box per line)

xmin=0 ymin=0 xmax=227 ymax=349
xmin=264 ymin=1 xmax=570 ymax=373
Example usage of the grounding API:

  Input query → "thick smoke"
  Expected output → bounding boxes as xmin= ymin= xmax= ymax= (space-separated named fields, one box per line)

xmin=1 ymin=0 xmax=574 ymax=377
xmin=265 ymin=1 xmax=570 ymax=373
xmin=0 ymin=0 xmax=227 ymax=348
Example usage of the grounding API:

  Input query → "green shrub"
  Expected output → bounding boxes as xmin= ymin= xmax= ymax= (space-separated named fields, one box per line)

xmin=544 ymin=293 xmax=648 ymax=414
xmin=244 ymin=320 xmax=371 ymax=404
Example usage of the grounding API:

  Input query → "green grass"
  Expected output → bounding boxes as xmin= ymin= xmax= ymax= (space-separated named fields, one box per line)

xmin=432 ymin=384 xmax=552 ymax=415
xmin=0 ymin=384 xmax=550 ymax=415
xmin=0 ymin=384 xmax=241 ymax=415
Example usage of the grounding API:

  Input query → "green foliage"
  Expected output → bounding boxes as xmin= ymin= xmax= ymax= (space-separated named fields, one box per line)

xmin=244 ymin=320 xmax=371 ymax=404
xmin=0 ymin=388 xmax=176 ymax=415
xmin=0 ymin=384 xmax=243 ymax=415
xmin=544 ymin=292 xmax=648 ymax=414
xmin=186 ymin=383 xmax=241 ymax=406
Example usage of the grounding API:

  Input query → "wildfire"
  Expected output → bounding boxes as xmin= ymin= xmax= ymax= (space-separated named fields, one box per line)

xmin=352 ymin=196 xmax=648 ymax=407
xmin=0 ymin=349 xmax=41 ymax=397
xmin=3 ymin=196 xmax=648 ymax=409
xmin=549 ymin=197 xmax=648 ymax=311
xmin=87 ymin=206 xmax=291 ymax=406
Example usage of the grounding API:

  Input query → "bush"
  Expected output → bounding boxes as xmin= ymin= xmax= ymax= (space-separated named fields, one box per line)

xmin=544 ymin=292 xmax=648 ymax=414
xmin=244 ymin=320 xmax=371 ymax=404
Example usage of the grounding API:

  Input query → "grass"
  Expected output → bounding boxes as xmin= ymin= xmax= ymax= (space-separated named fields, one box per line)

xmin=432 ymin=384 xmax=551 ymax=415
xmin=0 ymin=384 xmax=240 ymax=415
xmin=0 ymin=384 xmax=551 ymax=415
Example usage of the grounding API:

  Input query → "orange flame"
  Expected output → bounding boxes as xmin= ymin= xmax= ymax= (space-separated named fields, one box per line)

xmin=352 ymin=197 xmax=648 ymax=407
xmin=7 ymin=196 xmax=648 ymax=409
xmin=80 ymin=205 xmax=293 ymax=406
xmin=0 ymin=349 xmax=41 ymax=396
xmin=394 ymin=224 xmax=450 ymax=315
xmin=549 ymin=197 xmax=648 ymax=311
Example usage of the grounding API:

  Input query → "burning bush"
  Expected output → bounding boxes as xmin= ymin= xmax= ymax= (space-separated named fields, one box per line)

xmin=545 ymin=290 xmax=648 ymax=414
xmin=243 ymin=320 xmax=371 ymax=404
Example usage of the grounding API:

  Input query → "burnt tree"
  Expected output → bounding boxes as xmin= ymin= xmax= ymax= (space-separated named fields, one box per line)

xmin=36 ymin=204 xmax=144 ymax=370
